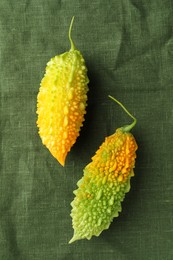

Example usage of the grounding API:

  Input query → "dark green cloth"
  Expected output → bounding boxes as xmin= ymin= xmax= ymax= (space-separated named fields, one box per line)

xmin=1 ymin=1 xmax=173 ymax=259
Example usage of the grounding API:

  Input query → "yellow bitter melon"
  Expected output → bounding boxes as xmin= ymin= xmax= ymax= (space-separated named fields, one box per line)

xmin=69 ymin=96 xmax=138 ymax=243
xmin=36 ymin=17 xmax=89 ymax=166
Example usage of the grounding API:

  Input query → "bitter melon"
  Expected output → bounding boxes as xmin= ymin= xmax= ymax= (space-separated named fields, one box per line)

xmin=69 ymin=96 xmax=137 ymax=243
xmin=36 ymin=17 xmax=89 ymax=166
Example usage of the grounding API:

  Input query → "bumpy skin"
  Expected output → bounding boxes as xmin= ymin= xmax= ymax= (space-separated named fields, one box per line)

xmin=36 ymin=50 xmax=89 ymax=166
xmin=70 ymin=128 xmax=137 ymax=243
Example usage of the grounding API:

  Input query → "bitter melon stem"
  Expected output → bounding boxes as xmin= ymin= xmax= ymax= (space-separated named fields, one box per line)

xmin=69 ymin=16 xmax=76 ymax=51
xmin=108 ymin=95 xmax=137 ymax=132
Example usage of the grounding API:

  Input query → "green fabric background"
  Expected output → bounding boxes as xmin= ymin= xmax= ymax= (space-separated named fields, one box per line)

xmin=1 ymin=0 xmax=173 ymax=259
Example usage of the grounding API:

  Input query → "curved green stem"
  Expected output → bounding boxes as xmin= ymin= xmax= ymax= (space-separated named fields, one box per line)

xmin=69 ymin=16 xmax=76 ymax=51
xmin=108 ymin=95 xmax=137 ymax=132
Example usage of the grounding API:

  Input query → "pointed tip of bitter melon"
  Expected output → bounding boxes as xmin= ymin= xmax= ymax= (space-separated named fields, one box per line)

xmin=69 ymin=234 xmax=81 ymax=244
xmin=69 ymin=231 xmax=93 ymax=244
xmin=56 ymin=154 xmax=65 ymax=167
